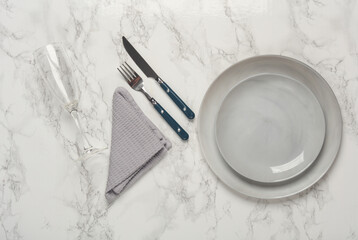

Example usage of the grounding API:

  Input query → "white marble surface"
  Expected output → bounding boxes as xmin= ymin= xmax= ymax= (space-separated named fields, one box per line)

xmin=0 ymin=0 xmax=358 ymax=239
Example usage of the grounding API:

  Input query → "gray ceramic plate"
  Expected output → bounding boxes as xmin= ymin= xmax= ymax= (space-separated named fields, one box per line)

xmin=197 ymin=55 xmax=342 ymax=199
xmin=215 ymin=74 xmax=326 ymax=183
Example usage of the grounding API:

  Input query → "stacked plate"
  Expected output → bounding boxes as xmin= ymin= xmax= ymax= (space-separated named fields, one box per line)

xmin=198 ymin=55 xmax=342 ymax=199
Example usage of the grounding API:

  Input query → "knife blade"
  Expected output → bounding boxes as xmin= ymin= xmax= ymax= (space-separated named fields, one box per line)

xmin=122 ymin=36 xmax=195 ymax=119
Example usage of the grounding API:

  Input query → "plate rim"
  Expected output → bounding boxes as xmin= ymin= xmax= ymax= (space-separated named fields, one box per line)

xmin=197 ymin=54 xmax=342 ymax=199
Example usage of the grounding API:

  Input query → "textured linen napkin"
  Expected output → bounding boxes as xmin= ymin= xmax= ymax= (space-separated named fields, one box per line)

xmin=105 ymin=87 xmax=171 ymax=204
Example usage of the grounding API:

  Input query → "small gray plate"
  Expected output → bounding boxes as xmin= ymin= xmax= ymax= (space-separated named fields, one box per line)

xmin=215 ymin=74 xmax=325 ymax=183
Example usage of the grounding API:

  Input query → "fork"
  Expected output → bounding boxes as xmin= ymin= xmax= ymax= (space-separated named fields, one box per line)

xmin=117 ymin=62 xmax=189 ymax=140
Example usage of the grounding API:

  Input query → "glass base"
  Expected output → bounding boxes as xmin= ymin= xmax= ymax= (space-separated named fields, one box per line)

xmin=79 ymin=146 xmax=108 ymax=161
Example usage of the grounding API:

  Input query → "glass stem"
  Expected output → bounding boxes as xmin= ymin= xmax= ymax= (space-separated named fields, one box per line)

xmin=70 ymin=110 xmax=93 ymax=152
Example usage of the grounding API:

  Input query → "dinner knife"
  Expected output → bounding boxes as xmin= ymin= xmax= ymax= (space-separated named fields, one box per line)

xmin=122 ymin=36 xmax=195 ymax=119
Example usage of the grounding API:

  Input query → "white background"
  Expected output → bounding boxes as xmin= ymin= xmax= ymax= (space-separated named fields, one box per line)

xmin=0 ymin=0 xmax=358 ymax=239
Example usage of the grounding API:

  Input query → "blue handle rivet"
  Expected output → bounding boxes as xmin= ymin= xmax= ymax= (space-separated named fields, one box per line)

xmin=177 ymin=128 xmax=181 ymax=132
xmin=161 ymin=110 xmax=164 ymax=114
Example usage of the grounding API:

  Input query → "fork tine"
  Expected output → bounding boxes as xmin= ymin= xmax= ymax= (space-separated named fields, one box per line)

xmin=117 ymin=67 xmax=131 ymax=82
xmin=120 ymin=65 xmax=133 ymax=81
xmin=124 ymin=62 xmax=138 ymax=77
xmin=122 ymin=62 xmax=136 ymax=79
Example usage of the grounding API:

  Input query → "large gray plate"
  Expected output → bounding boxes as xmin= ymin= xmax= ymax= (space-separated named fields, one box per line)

xmin=197 ymin=55 xmax=342 ymax=199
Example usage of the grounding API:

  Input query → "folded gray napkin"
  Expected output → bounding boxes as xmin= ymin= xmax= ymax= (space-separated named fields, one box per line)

xmin=105 ymin=87 xmax=171 ymax=204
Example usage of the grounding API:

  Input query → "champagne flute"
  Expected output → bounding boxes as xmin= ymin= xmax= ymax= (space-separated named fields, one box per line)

xmin=34 ymin=43 xmax=106 ymax=160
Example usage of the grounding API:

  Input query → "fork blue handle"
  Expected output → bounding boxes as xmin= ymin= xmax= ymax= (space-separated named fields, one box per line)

xmin=157 ymin=77 xmax=195 ymax=119
xmin=151 ymin=98 xmax=189 ymax=140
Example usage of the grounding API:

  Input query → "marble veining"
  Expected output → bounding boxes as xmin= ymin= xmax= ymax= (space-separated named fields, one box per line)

xmin=0 ymin=0 xmax=358 ymax=239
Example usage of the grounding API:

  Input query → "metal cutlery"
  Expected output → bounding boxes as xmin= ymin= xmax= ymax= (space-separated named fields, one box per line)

xmin=122 ymin=36 xmax=195 ymax=119
xmin=117 ymin=62 xmax=189 ymax=141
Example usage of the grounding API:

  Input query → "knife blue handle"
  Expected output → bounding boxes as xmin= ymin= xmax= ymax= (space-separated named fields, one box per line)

xmin=151 ymin=98 xmax=189 ymax=141
xmin=157 ymin=77 xmax=195 ymax=119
